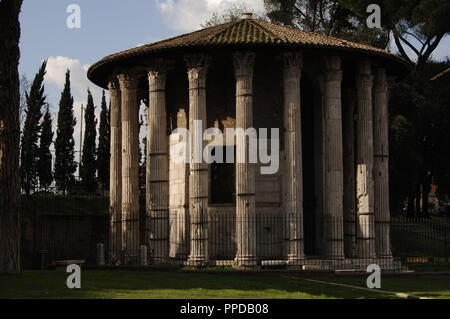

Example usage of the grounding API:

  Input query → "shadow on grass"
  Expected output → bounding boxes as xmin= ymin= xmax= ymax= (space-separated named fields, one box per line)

xmin=0 ymin=270 xmax=407 ymax=299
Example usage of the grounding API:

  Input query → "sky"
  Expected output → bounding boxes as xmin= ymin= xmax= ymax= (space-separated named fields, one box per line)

xmin=18 ymin=0 xmax=449 ymax=169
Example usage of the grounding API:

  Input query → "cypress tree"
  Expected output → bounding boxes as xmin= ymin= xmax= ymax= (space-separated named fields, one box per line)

xmin=80 ymin=89 xmax=97 ymax=194
xmin=37 ymin=105 xmax=53 ymax=190
xmin=97 ymin=90 xmax=110 ymax=191
xmin=20 ymin=60 xmax=47 ymax=195
xmin=54 ymin=70 xmax=77 ymax=194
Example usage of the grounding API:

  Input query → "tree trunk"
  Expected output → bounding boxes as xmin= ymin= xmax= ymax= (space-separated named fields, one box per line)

xmin=0 ymin=0 xmax=23 ymax=274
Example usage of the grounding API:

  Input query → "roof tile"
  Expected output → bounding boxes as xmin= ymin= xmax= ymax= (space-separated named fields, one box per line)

xmin=88 ymin=18 xmax=408 ymax=88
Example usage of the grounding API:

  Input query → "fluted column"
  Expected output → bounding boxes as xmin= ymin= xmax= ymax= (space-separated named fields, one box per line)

xmin=373 ymin=68 xmax=392 ymax=258
xmin=355 ymin=61 xmax=376 ymax=259
xmin=185 ymin=54 xmax=210 ymax=267
xmin=343 ymin=89 xmax=357 ymax=258
xmin=234 ymin=51 xmax=257 ymax=267
xmin=283 ymin=52 xmax=305 ymax=264
xmin=108 ymin=77 xmax=122 ymax=262
xmin=322 ymin=56 xmax=345 ymax=260
xmin=146 ymin=60 xmax=171 ymax=263
xmin=117 ymin=71 xmax=141 ymax=264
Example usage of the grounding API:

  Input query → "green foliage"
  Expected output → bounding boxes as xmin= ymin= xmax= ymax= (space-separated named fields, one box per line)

xmin=201 ymin=3 xmax=267 ymax=28
xmin=389 ymin=61 xmax=450 ymax=215
xmin=264 ymin=0 xmax=389 ymax=48
xmin=20 ymin=195 xmax=109 ymax=216
xmin=97 ymin=91 xmax=110 ymax=190
xmin=54 ymin=70 xmax=77 ymax=194
xmin=340 ymin=0 xmax=450 ymax=68
xmin=80 ymin=89 xmax=97 ymax=194
xmin=20 ymin=60 xmax=47 ymax=194
xmin=37 ymin=106 xmax=53 ymax=189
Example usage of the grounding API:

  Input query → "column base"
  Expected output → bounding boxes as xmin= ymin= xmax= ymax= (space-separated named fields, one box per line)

xmin=234 ymin=255 xmax=258 ymax=268
xmin=287 ymin=256 xmax=305 ymax=266
xmin=376 ymin=253 xmax=393 ymax=260
xmin=185 ymin=256 xmax=209 ymax=268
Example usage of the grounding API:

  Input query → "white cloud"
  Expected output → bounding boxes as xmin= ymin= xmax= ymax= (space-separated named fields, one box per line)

xmin=156 ymin=0 xmax=265 ymax=32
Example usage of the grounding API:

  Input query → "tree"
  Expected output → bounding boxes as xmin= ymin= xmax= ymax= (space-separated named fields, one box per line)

xmin=37 ymin=106 xmax=53 ymax=190
xmin=54 ymin=70 xmax=77 ymax=194
xmin=388 ymin=61 xmax=450 ymax=217
xmin=340 ymin=0 xmax=450 ymax=69
xmin=332 ymin=1 xmax=450 ymax=215
xmin=97 ymin=90 xmax=110 ymax=191
xmin=430 ymin=66 xmax=450 ymax=201
xmin=80 ymin=89 xmax=97 ymax=194
xmin=0 ymin=0 xmax=23 ymax=274
xmin=19 ymin=60 xmax=47 ymax=195
xmin=264 ymin=0 xmax=389 ymax=48
xmin=201 ymin=3 xmax=267 ymax=28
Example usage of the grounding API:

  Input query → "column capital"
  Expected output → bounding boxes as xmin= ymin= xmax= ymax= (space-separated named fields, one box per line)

xmin=283 ymin=52 xmax=303 ymax=79
xmin=107 ymin=76 xmax=120 ymax=91
xmin=116 ymin=70 xmax=141 ymax=90
xmin=147 ymin=59 xmax=174 ymax=81
xmin=147 ymin=59 xmax=173 ymax=92
xmin=185 ymin=54 xmax=210 ymax=84
xmin=322 ymin=56 xmax=342 ymax=83
xmin=233 ymin=51 xmax=255 ymax=78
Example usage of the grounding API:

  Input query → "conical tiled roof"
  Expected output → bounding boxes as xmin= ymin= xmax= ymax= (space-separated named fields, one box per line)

xmin=88 ymin=17 xmax=408 ymax=88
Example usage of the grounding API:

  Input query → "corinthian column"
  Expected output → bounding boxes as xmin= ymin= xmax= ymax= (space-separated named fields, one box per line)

xmin=108 ymin=77 xmax=122 ymax=263
xmin=283 ymin=52 xmax=305 ymax=265
xmin=146 ymin=60 xmax=171 ymax=263
xmin=185 ymin=54 xmax=210 ymax=267
xmin=322 ymin=56 xmax=345 ymax=260
xmin=234 ymin=51 xmax=257 ymax=267
xmin=343 ymin=89 xmax=357 ymax=258
xmin=355 ymin=61 xmax=376 ymax=259
xmin=373 ymin=68 xmax=392 ymax=258
xmin=117 ymin=71 xmax=141 ymax=264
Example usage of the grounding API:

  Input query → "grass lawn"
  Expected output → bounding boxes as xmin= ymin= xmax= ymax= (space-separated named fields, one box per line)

xmin=1 ymin=270 xmax=450 ymax=299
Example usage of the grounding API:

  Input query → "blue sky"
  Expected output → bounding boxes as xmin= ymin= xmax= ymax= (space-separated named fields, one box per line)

xmin=18 ymin=0 xmax=449 ymax=165
xmin=18 ymin=0 xmax=267 ymax=162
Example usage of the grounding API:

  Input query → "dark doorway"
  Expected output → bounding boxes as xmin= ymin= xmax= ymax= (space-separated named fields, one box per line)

xmin=210 ymin=146 xmax=236 ymax=204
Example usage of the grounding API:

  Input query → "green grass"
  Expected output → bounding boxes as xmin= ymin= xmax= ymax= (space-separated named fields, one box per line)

xmin=1 ymin=270 xmax=450 ymax=299
xmin=406 ymin=262 xmax=450 ymax=272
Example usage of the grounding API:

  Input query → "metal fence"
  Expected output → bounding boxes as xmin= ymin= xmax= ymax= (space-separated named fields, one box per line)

xmin=24 ymin=208 xmax=450 ymax=271
xmin=391 ymin=216 xmax=450 ymax=268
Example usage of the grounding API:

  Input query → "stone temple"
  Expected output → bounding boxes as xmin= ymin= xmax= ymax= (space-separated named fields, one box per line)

xmin=87 ymin=13 xmax=408 ymax=270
